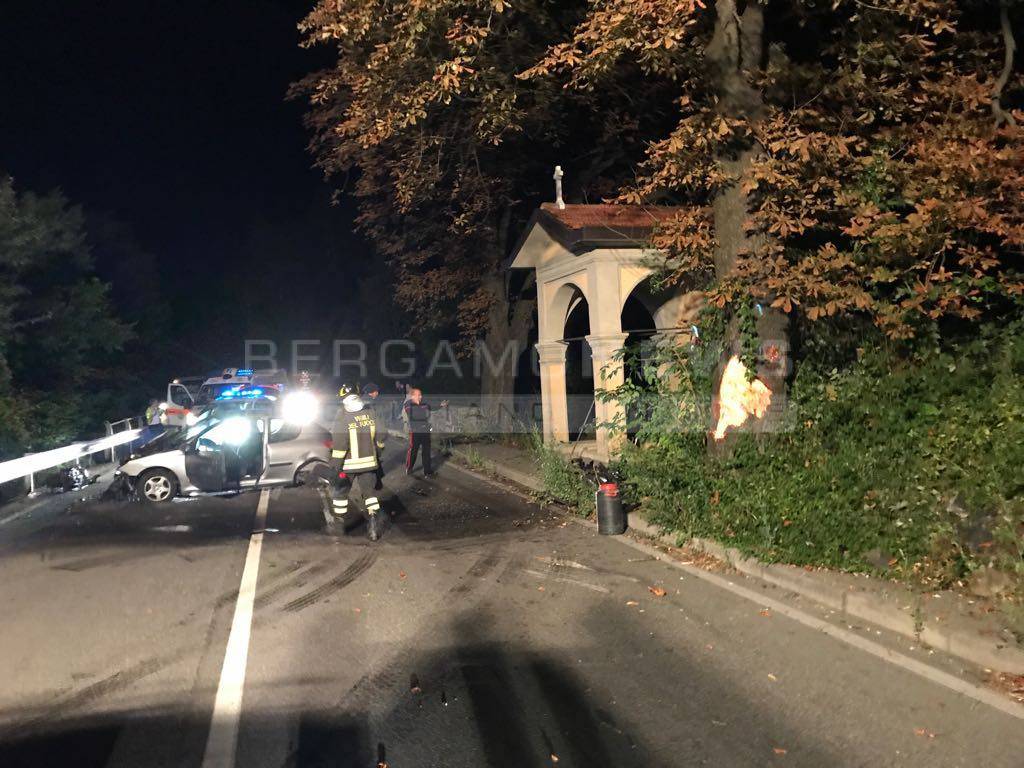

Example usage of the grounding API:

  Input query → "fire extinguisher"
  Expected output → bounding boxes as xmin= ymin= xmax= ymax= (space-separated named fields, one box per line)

xmin=595 ymin=472 xmax=626 ymax=535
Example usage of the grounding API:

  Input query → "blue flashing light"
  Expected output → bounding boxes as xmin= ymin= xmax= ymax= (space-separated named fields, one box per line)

xmin=237 ymin=369 xmax=254 ymax=377
xmin=215 ymin=386 xmax=266 ymax=401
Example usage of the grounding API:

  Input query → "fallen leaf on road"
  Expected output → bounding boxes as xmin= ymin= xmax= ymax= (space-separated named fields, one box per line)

xmin=648 ymin=586 xmax=667 ymax=597
xmin=759 ymin=608 xmax=772 ymax=617
xmin=913 ymin=728 xmax=936 ymax=739
xmin=767 ymin=673 xmax=777 ymax=682
xmin=626 ymin=600 xmax=639 ymax=606
xmin=773 ymin=747 xmax=787 ymax=755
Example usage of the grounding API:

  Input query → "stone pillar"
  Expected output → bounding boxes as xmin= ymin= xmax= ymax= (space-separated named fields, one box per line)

xmin=586 ymin=333 xmax=628 ymax=462
xmin=535 ymin=341 xmax=569 ymax=444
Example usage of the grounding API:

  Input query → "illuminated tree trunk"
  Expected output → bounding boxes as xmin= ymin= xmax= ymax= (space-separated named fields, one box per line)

xmin=707 ymin=0 xmax=789 ymax=446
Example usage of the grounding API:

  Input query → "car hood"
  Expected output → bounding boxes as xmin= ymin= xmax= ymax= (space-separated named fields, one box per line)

xmin=120 ymin=449 xmax=183 ymax=476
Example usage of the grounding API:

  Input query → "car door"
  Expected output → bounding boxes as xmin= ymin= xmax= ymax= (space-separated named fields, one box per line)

xmin=262 ymin=418 xmax=303 ymax=484
xmin=184 ymin=436 xmax=227 ymax=491
xmin=165 ymin=383 xmax=194 ymax=427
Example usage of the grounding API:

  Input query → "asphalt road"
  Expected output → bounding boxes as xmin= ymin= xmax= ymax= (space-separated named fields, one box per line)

xmin=1 ymin=446 xmax=1022 ymax=768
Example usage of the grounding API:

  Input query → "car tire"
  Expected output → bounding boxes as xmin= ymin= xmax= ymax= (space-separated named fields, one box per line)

xmin=294 ymin=459 xmax=327 ymax=487
xmin=137 ymin=469 xmax=178 ymax=503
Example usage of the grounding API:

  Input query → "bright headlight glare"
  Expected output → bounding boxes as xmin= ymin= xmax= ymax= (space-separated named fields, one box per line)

xmin=185 ymin=412 xmax=199 ymax=426
xmin=221 ymin=416 xmax=252 ymax=446
xmin=282 ymin=391 xmax=319 ymax=426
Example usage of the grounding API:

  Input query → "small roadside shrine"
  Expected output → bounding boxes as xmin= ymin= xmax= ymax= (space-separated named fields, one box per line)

xmin=508 ymin=196 xmax=701 ymax=461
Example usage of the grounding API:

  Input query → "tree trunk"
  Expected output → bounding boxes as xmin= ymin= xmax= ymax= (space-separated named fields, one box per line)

xmin=478 ymin=272 xmax=535 ymax=433
xmin=706 ymin=0 xmax=790 ymax=446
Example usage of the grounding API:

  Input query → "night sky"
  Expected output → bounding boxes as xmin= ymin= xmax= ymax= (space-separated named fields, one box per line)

xmin=0 ymin=0 xmax=365 ymax=369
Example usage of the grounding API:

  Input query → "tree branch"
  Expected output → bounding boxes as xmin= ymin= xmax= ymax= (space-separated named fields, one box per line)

xmin=993 ymin=0 xmax=1018 ymax=128
xmin=10 ymin=312 xmax=54 ymax=330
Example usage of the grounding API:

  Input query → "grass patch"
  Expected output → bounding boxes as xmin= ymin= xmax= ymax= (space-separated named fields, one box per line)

xmin=532 ymin=435 xmax=595 ymax=516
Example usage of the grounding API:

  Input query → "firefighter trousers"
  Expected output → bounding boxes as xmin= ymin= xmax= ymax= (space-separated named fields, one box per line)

xmin=317 ymin=463 xmax=381 ymax=521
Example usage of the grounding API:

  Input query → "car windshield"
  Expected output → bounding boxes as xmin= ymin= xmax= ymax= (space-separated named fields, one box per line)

xmin=155 ymin=410 xmax=219 ymax=450
xmin=195 ymin=382 xmax=250 ymax=406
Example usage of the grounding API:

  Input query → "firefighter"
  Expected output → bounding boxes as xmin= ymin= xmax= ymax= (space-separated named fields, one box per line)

xmin=318 ymin=392 xmax=387 ymax=540
xmin=361 ymin=382 xmax=386 ymax=490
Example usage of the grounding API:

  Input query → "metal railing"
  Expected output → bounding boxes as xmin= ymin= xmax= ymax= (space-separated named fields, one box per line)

xmin=0 ymin=418 xmax=144 ymax=500
xmin=103 ymin=417 xmax=141 ymax=464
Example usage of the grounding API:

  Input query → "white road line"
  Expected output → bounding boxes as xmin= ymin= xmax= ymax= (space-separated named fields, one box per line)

xmin=445 ymin=459 xmax=1024 ymax=720
xmin=611 ymin=531 xmax=1024 ymax=722
xmin=201 ymin=489 xmax=270 ymax=768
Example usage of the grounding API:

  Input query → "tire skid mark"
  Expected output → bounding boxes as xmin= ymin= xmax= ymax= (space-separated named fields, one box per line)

xmin=496 ymin=555 xmax=526 ymax=585
xmin=336 ymin=666 xmax=400 ymax=710
xmin=49 ymin=548 xmax=166 ymax=573
xmin=449 ymin=547 xmax=503 ymax=595
xmin=253 ymin=559 xmax=333 ymax=610
xmin=211 ymin=558 xmax=311 ymax=611
xmin=282 ymin=551 xmax=378 ymax=613
xmin=5 ymin=651 xmax=186 ymax=739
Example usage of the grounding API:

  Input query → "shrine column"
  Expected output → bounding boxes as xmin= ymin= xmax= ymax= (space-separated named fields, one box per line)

xmin=535 ymin=340 xmax=570 ymax=443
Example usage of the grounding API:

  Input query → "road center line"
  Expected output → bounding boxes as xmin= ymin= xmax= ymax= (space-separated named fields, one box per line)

xmin=201 ymin=489 xmax=270 ymax=768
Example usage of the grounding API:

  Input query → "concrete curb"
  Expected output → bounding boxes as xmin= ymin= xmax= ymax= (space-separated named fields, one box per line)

xmin=447 ymin=444 xmax=544 ymax=494
xmin=449 ymin=443 xmax=1024 ymax=675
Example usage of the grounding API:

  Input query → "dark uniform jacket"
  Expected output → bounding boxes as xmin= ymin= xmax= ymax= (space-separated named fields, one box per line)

xmin=403 ymin=401 xmax=435 ymax=434
xmin=330 ymin=408 xmax=383 ymax=473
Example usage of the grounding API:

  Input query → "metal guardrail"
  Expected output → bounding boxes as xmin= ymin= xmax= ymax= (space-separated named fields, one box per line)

xmin=0 ymin=420 xmax=144 ymax=491
xmin=103 ymin=417 xmax=141 ymax=464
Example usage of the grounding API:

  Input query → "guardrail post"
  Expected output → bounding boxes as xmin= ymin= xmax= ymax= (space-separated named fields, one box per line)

xmin=103 ymin=421 xmax=114 ymax=463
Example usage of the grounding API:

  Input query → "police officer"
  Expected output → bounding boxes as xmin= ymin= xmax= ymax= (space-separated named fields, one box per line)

xmin=318 ymin=392 xmax=387 ymax=540
xmin=403 ymin=388 xmax=447 ymax=478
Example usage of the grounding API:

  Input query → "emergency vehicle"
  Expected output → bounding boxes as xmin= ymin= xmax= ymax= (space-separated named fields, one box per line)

xmin=163 ymin=368 xmax=289 ymax=427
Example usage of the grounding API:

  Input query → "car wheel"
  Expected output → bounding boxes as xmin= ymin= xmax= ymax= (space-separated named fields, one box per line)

xmin=137 ymin=469 xmax=178 ymax=503
xmin=294 ymin=460 xmax=327 ymax=486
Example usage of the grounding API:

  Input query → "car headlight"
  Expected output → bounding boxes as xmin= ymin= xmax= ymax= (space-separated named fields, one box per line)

xmin=282 ymin=391 xmax=319 ymax=426
xmin=221 ymin=416 xmax=253 ymax=446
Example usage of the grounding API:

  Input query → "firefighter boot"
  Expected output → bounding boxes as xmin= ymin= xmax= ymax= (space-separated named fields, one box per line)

xmin=365 ymin=495 xmax=383 ymax=541
xmin=318 ymin=480 xmax=348 ymax=535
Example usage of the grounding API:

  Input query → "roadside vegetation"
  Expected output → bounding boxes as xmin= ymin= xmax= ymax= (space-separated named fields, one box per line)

xmin=532 ymin=435 xmax=595 ymax=516
xmin=0 ymin=177 xmax=166 ymax=464
xmin=616 ymin=321 xmax=1023 ymax=587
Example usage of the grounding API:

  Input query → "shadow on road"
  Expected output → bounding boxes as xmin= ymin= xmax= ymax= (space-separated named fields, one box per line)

xmin=0 ymin=596 xmax=847 ymax=768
